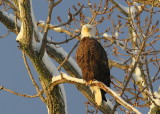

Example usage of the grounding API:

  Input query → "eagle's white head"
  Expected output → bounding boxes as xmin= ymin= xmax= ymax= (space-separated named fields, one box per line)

xmin=81 ymin=24 xmax=96 ymax=39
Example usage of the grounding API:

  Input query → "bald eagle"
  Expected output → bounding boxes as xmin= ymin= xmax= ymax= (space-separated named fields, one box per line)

xmin=76 ymin=24 xmax=111 ymax=106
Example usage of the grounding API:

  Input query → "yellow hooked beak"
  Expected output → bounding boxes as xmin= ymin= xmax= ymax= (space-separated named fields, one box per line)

xmin=84 ymin=27 xmax=92 ymax=32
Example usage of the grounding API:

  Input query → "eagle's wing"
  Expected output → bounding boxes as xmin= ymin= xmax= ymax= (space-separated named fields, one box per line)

xmin=89 ymin=38 xmax=110 ymax=87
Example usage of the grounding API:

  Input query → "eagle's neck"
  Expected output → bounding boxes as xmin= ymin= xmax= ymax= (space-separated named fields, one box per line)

xmin=81 ymin=36 xmax=91 ymax=40
xmin=80 ymin=37 xmax=90 ymax=41
xmin=81 ymin=35 xmax=93 ymax=39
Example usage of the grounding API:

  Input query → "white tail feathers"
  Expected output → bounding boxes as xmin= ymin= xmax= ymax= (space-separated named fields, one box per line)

xmin=90 ymin=86 xmax=102 ymax=106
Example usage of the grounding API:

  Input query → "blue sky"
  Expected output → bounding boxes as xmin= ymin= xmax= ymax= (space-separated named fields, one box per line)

xmin=0 ymin=0 xmax=160 ymax=114
xmin=0 ymin=0 xmax=88 ymax=114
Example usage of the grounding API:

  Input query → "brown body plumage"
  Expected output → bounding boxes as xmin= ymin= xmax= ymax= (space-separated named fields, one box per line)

xmin=76 ymin=37 xmax=111 ymax=103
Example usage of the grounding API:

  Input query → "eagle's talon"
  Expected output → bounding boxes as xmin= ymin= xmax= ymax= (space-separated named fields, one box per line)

xmin=89 ymin=80 xmax=93 ymax=85
xmin=86 ymin=80 xmax=93 ymax=85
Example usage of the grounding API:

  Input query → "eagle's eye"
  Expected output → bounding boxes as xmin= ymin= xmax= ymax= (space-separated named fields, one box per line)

xmin=84 ymin=27 xmax=92 ymax=32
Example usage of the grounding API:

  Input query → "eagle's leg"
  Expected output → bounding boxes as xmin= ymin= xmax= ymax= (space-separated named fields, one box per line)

xmin=89 ymin=80 xmax=93 ymax=85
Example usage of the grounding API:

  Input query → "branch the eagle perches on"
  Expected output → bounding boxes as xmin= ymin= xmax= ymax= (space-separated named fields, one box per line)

xmin=51 ymin=73 xmax=141 ymax=114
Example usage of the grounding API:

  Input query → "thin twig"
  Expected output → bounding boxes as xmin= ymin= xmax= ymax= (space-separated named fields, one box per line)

xmin=3 ymin=0 xmax=20 ymax=18
xmin=49 ymin=37 xmax=75 ymax=45
xmin=53 ymin=5 xmax=84 ymax=28
xmin=22 ymin=51 xmax=46 ymax=103
xmin=39 ymin=1 xmax=60 ymax=59
xmin=22 ymin=51 xmax=39 ymax=91
xmin=0 ymin=86 xmax=41 ymax=98
xmin=58 ymin=41 xmax=79 ymax=70
xmin=0 ymin=30 xmax=10 ymax=38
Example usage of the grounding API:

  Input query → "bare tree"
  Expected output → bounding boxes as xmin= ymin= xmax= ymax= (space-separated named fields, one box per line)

xmin=0 ymin=0 xmax=160 ymax=114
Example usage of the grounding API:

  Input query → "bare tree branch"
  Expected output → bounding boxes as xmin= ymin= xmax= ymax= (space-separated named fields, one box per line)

xmin=39 ymin=1 xmax=60 ymax=59
xmin=133 ymin=0 xmax=160 ymax=7
xmin=0 ymin=86 xmax=42 ymax=98
xmin=51 ymin=73 xmax=141 ymax=114
xmin=22 ymin=52 xmax=46 ymax=103
xmin=58 ymin=41 xmax=79 ymax=70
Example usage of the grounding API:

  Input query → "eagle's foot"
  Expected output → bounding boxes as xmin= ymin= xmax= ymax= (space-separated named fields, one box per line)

xmin=86 ymin=80 xmax=93 ymax=85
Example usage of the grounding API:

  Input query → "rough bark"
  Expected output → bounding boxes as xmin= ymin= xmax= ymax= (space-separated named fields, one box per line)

xmin=16 ymin=0 xmax=65 ymax=114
